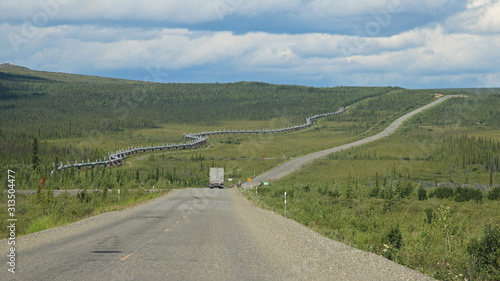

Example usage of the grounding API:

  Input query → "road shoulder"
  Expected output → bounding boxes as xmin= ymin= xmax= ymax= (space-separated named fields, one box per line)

xmin=230 ymin=189 xmax=434 ymax=280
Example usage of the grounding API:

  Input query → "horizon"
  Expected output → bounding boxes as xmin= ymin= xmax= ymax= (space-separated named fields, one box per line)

xmin=1 ymin=1 xmax=500 ymax=89
xmin=1 ymin=62 xmax=499 ymax=91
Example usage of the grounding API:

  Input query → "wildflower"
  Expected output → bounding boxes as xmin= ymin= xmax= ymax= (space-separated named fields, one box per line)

xmin=383 ymin=244 xmax=390 ymax=252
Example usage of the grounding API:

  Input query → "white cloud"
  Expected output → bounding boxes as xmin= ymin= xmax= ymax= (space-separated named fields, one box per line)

xmin=474 ymin=1 xmax=500 ymax=31
xmin=467 ymin=0 xmax=491 ymax=9
xmin=341 ymin=26 xmax=500 ymax=77
xmin=476 ymin=72 xmax=500 ymax=88
xmin=0 ymin=0 xmax=302 ymax=24
xmin=1 ymin=0 xmax=499 ymax=88
xmin=2 ymin=22 xmax=499 ymax=87
xmin=0 ymin=0 xmax=463 ymax=26
xmin=447 ymin=0 xmax=500 ymax=33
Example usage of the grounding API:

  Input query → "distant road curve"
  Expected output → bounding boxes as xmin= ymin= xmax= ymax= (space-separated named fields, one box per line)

xmin=242 ymin=95 xmax=458 ymax=188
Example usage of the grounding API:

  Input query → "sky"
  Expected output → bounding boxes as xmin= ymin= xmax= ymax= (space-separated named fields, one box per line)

xmin=1 ymin=0 xmax=500 ymax=89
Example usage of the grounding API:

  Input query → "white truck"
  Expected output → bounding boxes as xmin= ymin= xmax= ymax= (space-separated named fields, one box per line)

xmin=209 ymin=167 xmax=224 ymax=189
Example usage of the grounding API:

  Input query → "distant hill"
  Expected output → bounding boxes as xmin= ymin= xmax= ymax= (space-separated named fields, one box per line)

xmin=0 ymin=64 xmax=399 ymax=141
xmin=0 ymin=63 xmax=133 ymax=84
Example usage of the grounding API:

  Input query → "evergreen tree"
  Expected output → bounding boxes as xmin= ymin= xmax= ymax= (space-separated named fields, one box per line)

xmin=102 ymin=186 xmax=108 ymax=200
xmin=383 ymin=185 xmax=395 ymax=213
xmin=345 ymin=182 xmax=353 ymax=208
xmin=47 ymin=186 xmax=55 ymax=206
xmin=32 ymin=138 xmax=40 ymax=171
xmin=490 ymin=165 xmax=494 ymax=186
xmin=418 ymin=187 xmax=428 ymax=201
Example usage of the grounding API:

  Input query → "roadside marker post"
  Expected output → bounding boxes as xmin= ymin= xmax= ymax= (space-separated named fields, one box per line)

xmin=284 ymin=192 xmax=287 ymax=218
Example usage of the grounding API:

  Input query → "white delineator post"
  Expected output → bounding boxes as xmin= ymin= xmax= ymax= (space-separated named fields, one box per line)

xmin=284 ymin=192 xmax=287 ymax=218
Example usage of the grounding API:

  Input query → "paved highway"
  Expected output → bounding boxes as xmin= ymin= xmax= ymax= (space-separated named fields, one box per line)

xmin=242 ymin=95 xmax=457 ymax=188
xmin=1 ymin=97 xmax=455 ymax=280
xmin=2 ymin=188 xmax=432 ymax=280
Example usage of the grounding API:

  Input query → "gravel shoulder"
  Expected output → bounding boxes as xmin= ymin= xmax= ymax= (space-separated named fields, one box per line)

xmin=229 ymin=189 xmax=434 ymax=280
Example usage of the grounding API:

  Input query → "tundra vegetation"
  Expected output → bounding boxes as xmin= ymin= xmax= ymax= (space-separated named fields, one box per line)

xmin=243 ymin=93 xmax=500 ymax=280
xmin=1 ymin=64 xmax=499 ymax=280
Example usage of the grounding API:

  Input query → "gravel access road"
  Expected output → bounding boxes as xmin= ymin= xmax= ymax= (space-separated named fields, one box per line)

xmin=2 ymin=188 xmax=433 ymax=280
xmin=242 ymin=95 xmax=456 ymax=188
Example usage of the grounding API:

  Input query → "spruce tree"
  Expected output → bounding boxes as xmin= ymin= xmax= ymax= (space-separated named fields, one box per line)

xmin=345 ymin=182 xmax=353 ymax=208
xmin=384 ymin=185 xmax=394 ymax=213
xmin=32 ymin=138 xmax=40 ymax=171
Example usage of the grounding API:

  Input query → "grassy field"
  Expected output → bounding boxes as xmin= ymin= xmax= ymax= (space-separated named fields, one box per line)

xmin=239 ymin=94 xmax=500 ymax=281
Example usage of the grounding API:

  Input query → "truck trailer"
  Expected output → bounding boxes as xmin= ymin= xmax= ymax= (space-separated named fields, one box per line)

xmin=209 ymin=167 xmax=224 ymax=189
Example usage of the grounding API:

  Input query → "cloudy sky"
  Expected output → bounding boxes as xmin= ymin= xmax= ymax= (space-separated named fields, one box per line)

xmin=1 ymin=0 xmax=500 ymax=88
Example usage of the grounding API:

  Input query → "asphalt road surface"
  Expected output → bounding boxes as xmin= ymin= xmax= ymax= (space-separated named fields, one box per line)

xmin=2 ymin=188 xmax=432 ymax=280
xmin=242 ymin=95 xmax=457 ymax=188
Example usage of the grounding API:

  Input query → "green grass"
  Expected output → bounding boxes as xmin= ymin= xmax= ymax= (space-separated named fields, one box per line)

xmin=242 ymin=183 xmax=500 ymax=280
xmin=0 ymin=188 xmax=170 ymax=237
xmin=25 ymin=215 xmax=66 ymax=235
xmin=237 ymin=96 xmax=500 ymax=280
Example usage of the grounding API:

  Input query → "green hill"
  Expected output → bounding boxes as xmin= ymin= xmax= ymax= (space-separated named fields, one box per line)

xmin=0 ymin=63 xmax=395 ymax=140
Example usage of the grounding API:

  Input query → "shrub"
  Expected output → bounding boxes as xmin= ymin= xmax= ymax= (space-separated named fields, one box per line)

xmin=434 ymin=186 xmax=454 ymax=199
xmin=327 ymin=189 xmax=340 ymax=198
xmin=467 ymin=222 xmax=500 ymax=280
xmin=417 ymin=187 xmax=427 ymax=201
xmin=401 ymin=183 xmax=414 ymax=198
xmin=385 ymin=224 xmax=403 ymax=249
xmin=455 ymin=186 xmax=482 ymax=203
xmin=370 ymin=186 xmax=380 ymax=198
xmin=381 ymin=225 xmax=403 ymax=262
xmin=487 ymin=187 xmax=500 ymax=200
xmin=77 ymin=190 xmax=90 ymax=203
xmin=424 ymin=207 xmax=434 ymax=224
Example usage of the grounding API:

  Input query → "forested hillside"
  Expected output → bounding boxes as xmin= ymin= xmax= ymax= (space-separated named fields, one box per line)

xmin=1 ymin=64 xmax=411 ymax=168
xmin=0 ymin=64 xmax=393 ymax=140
